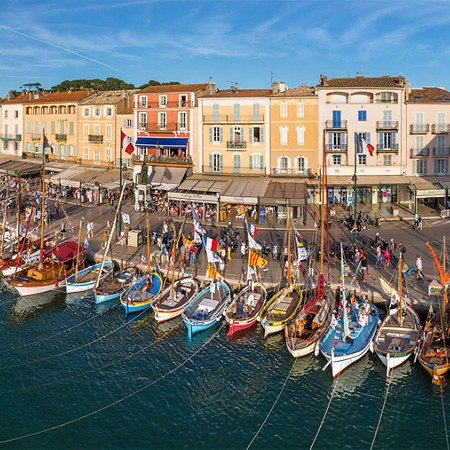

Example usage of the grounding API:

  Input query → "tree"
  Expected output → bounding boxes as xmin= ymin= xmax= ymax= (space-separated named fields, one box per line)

xmin=7 ymin=90 xmax=20 ymax=99
xmin=50 ymin=78 xmax=135 ymax=92
xmin=19 ymin=82 xmax=43 ymax=92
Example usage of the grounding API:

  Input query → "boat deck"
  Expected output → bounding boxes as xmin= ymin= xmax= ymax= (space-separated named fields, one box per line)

xmin=266 ymin=289 xmax=300 ymax=323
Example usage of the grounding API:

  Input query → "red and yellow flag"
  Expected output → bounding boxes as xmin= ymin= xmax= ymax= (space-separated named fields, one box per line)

xmin=182 ymin=233 xmax=194 ymax=247
xmin=248 ymin=249 xmax=268 ymax=268
xmin=206 ymin=264 xmax=223 ymax=280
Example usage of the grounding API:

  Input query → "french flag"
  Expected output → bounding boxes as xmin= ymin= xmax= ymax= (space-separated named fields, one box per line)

xmin=203 ymin=236 xmax=218 ymax=252
xmin=247 ymin=222 xmax=258 ymax=237
xmin=357 ymin=135 xmax=374 ymax=156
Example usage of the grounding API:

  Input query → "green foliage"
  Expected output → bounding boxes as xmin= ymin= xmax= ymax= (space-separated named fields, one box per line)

xmin=138 ymin=80 xmax=181 ymax=89
xmin=19 ymin=82 xmax=43 ymax=92
xmin=50 ymin=77 xmax=135 ymax=92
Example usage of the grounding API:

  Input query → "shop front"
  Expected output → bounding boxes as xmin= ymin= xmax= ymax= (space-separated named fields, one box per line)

xmin=135 ymin=137 xmax=188 ymax=158
xmin=408 ymin=179 xmax=447 ymax=214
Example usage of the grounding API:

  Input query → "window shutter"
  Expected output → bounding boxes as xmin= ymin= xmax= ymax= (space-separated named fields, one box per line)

xmin=366 ymin=132 xmax=371 ymax=143
xmin=219 ymin=127 xmax=223 ymax=143
xmin=379 ymin=132 xmax=384 ymax=150
xmin=209 ymin=154 xmax=213 ymax=172
xmin=209 ymin=127 xmax=213 ymax=143
xmin=340 ymin=132 xmax=345 ymax=149
xmin=328 ymin=132 xmax=332 ymax=149
xmin=249 ymin=155 xmax=253 ymax=170
xmin=259 ymin=155 xmax=263 ymax=169
xmin=240 ymin=127 xmax=244 ymax=142
xmin=392 ymin=132 xmax=396 ymax=149
xmin=434 ymin=159 xmax=438 ymax=174
xmin=249 ymin=127 xmax=253 ymax=144
xmin=123 ymin=119 xmax=127 ymax=127
xmin=260 ymin=127 xmax=264 ymax=143
xmin=219 ymin=154 xmax=223 ymax=173
xmin=424 ymin=160 xmax=427 ymax=174
xmin=230 ymin=127 xmax=234 ymax=143
xmin=446 ymin=160 xmax=449 ymax=174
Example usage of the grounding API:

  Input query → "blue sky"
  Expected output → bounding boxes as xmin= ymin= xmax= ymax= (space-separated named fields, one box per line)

xmin=1 ymin=0 xmax=450 ymax=96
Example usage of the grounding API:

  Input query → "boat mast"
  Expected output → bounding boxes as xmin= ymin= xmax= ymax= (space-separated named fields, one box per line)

xmin=398 ymin=257 xmax=403 ymax=326
xmin=287 ymin=205 xmax=291 ymax=286
xmin=39 ymin=133 xmax=46 ymax=265
xmin=16 ymin=170 xmax=21 ymax=253
xmin=74 ymin=219 xmax=83 ymax=281
xmin=0 ymin=177 xmax=10 ymax=254
xmin=146 ymin=208 xmax=151 ymax=275
xmin=340 ymin=242 xmax=350 ymax=339
xmin=319 ymin=145 xmax=326 ymax=274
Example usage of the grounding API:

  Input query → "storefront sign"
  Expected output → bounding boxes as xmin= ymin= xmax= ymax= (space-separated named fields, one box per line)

xmin=168 ymin=192 xmax=218 ymax=202
xmin=221 ymin=196 xmax=258 ymax=205
xmin=416 ymin=189 xmax=446 ymax=198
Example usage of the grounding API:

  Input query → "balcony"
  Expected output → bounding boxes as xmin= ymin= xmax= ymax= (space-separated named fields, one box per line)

xmin=55 ymin=133 xmax=67 ymax=141
xmin=431 ymin=124 xmax=450 ymax=134
xmin=325 ymin=144 xmax=347 ymax=152
xmin=324 ymin=120 xmax=347 ymax=130
xmin=410 ymin=124 xmax=429 ymax=134
xmin=271 ymin=168 xmax=312 ymax=177
xmin=141 ymin=101 xmax=193 ymax=109
xmin=0 ymin=134 xmax=21 ymax=141
xmin=376 ymin=121 xmax=398 ymax=130
xmin=409 ymin=148 xmax=429 ymax=158
xmin=88 ymin=134 xmax=103 ymax=143
xmin=31 ymin=133 xmax=41 ymax=140
xmin=132 ymin=154 xmax=193 ymax=166
xmin=202 ymin=114 xmax=265 ymax=123
xmin=376 ymin=144 xmax=399 ymax=153
xmin=227 ymin=140 xmax=247 ymax=149
xmin=433 ymin=147 xmax=450 ymax=156
xmin=139 ymin=122 xmax=181 ymax=132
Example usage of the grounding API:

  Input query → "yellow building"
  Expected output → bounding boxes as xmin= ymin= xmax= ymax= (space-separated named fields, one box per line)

xmin=23 ymin=91 xmax=91 ymax=161
xmin=78 ymin=90 xmax=137 ymax=167
xmin=198 ymin=87 xmax=271 ymax=175
xmin=270 ymin=83 xmax=318 ymax=176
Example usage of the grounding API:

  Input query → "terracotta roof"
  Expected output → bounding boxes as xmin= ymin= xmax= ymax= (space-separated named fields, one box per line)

xmin=138 ymin=83 xmax=208 ymax=94
xmin=206 ymin=89 xmax=272 ymax=98
xmin=1 ymin=92 xmax=33 ymax=104
xmin=79 ymin=89 xmax=138 ymax=105
xmin=318 ymin=76 xmax=405 ymax=89
xmin=24 ymin=90 xmax=92 ymax=104
xmin=408 ymin=87 xmax=450 ymax=103
xmin=272 ymin=85 xmax=316 ymax=97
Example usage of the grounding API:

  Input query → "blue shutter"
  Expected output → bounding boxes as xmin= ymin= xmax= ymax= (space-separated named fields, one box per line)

xmin=209 ymin=154 xmax=213 ymax=172
xmin=366 ymin=132 xmax=371 ymax=143
xmin=332 ymin=110 xmax=341 ymax=127
xmin=219 ymin=127 xmax=223 ymax=143
xmin=392 ymin=132 xmax=396 ymax=150
xmin=260 ymin=127 xmax=264 ymax=143
xmin=340 ymin=132 xmax=345 ymax=150
xmin=379 ymin=132 xmax=385 ymax=150
xmin=240 ymin=127 xmax=244 ymax=143
xmin=434 ymin=159 xmax=438 ymax=174
xmin=230 ymin=127 xmax=233 ymax=144
xmin=249 ymin=127 xmax=253 ymax=144
xmin=123 ymin=119 xmax=127 ymax=127
xmin=259 ymin=155 xmax=263 ymax=169
xmin=209 ymin=127 xmax=213 ymax=142
xmin=328 ymin=132 xmax=333 ymax=150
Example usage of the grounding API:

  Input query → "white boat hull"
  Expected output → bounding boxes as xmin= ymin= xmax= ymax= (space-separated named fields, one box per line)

xmin=154 ymin=307 xmax=184 ymax=323
xmin=262 ymin=319 xmax=285 ymax=338
xmin=13 ymin=278 xmax=67 ymax=297
xmin=376 ymin=350 xmax=412 ymax=375
xmin=321 ymin=344 xmax=371 ymax=378
xmin=287 ymin=341 xmax=315 ymax=358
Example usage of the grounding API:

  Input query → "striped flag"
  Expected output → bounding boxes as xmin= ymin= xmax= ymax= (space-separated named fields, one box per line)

xmin=203 ymin=235 xmax=218 ymax=252
xmin=246 ymin=221 xmax=258 ymax=237
xmin=248 ymin=249 xmax=268 ymax=268
xmin=206 ymin=264 xmax=223 ymax=280
xmin=181 ymin=233 xmax=193 ymax=247
xmin=192 ymin=207 xmax=206 ymax=235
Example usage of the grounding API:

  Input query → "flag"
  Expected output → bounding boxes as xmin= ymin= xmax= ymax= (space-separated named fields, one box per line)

xmin=121 ymin=131 xmax=135 ymax=155
xmin=193 ymin=231 xmax=202 ymax=244
xmin=357 ymin=135 xmax=374 ymax=156
xmin=205 ymin=248 xmax=222 ymax=264
xmin=206 ymin=264 xmax=223 ymax=281
xmin=246 ymin=221 xmax=258 ymax=237
xmin=43 ymin=134 xmax=54 ymax=154
xmin=202 ymin=235 xmax=218 ymax=252
xmin=121 ymin=212 xmax=130 ymax=224
xmin=248 ymin=233 xmax=262 ymax=251
xmin=248 ymin=249 xmax=268 ymax=268
xmin=191 ymin=207 xmax=206 ymax=235
xmin=247 ymin=265 xmax=256 ymax=281
xmin=181 ymin=233 xmax=193 ymax=247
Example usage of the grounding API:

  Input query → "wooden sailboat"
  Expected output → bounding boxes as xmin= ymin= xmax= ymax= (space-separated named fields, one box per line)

xmin=373 ymin=258 xmax=421 ymax=376
xmin=259 ymin=207 xmax=302 ymax=338
xmin=10 ymin=137 xmax=84 ymax=296
xmin=224 ymin=221 xmax=268 ymax=337
xmin=119 ymin=208 xmax=162 ymax=314
xmin=418 ymin=239 xmax=450 ymax=384
xmin=320 ymin=244 xmax=380 ymax=378
xmin=285 ymin=163 xmax=335 ymax=357
xmin=151 ymin=221 xmax=198 ymax=323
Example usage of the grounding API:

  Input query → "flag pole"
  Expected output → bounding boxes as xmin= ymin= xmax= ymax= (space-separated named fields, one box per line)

xmin=353 ymin=133 xmax=358 ymax=246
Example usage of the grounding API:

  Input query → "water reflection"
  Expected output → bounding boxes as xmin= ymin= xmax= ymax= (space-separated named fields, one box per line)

xmin=9 ymin=290 xmax=66 ymax=322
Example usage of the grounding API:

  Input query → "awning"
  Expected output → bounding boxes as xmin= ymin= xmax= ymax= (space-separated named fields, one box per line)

xmin=168 ymin=177 xmax=230 ymax=202
xmin=0 ymin=160 xmax=42 ymax=176
xmin=48 ymin=167 xmax=85 ymax=185
xmin=260 ymin=182 xmax=306 ymax=206
xmin=147 ymin=166 xmax=187 ymax=186
xmin=221 ymin=181 xmax=264 ymax=205
xmin=136 ymin=137 xmax=188 ymax=149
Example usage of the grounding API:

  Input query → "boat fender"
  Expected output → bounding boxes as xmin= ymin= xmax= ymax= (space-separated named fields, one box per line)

xmin=314 ymin=342 xmax=320 ymax=357
xmin=369 ymin=341 xmax=374 ymax=353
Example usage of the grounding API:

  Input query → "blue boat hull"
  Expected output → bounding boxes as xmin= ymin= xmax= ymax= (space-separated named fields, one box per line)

xmin=66 ymin=261 xmax=113 ymax=294
xmin=120 ymin=272 xmax=163 ymax=315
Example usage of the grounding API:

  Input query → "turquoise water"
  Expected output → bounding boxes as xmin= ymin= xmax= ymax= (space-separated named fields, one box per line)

xmin=0 ymin=285 xmax=448 ymax=449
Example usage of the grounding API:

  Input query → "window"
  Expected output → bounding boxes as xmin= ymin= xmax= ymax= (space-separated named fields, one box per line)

xmin=209 ymin=153 xmax=223 ymax=173
xmin=415 ymin=136 xmax=424 ymax=156
xmin=210 ymin=126 xmax=223 ymax=143
xmin=296 ymin=126 xmax=305 ymax=145
xmin=435 ymin=159 xmax=449 ymax=175
xmin=437 ymin=112 xmax=446 ymax=132
xmin=383 ymin=155 xmax=392 ymax=166
xmin=358 ymin=110 xmax=367 ymax=121
xmin=60 ymin=145 xmax=65 ymax=157
xmin=105 ymin=107 xmax=113 ymax=117
xmin=250 ymin=154 xmax=264 ymax=170
xmin=358 ymin=154 xmax=367 ymax=165
xmin=105 ymin=148 xmax=112 ymax=162
xmin=94 ymin=125 xmax=100 ymax=136
xmin=139 ymin=96 xmax=147 ymax=108
xmin=249 ymin=127 xmax=263 ymax=143
xmin=139 ymin=113 xmax=147 ymax=129
xmin=94 ymin=147 xmax=100 ymax=162
xmin=230 ymin=126 xmax=243 ymax=146
xmin=94 ymin=108 xmax=101 ymax=117
xmin=415 ymin=112 xmax=425 ymax=132
xmin=233 ymin=154 xmax=241 ymax=174
xmin=4 ymin=110 xmax=8 ymax=119
xmin=252 ymin=104 xmax=260 ymax=120
xmin=83 ymin=125 xmax=89 ymax=139
xmin=297 ymin=102 xmax=304 ymax=117
xmin=3 ymin=141 xmax=7 ymax=151
xmin=159 ymin=95 xmax=167 ymax=107
xmin=69 ymin=145 xmax=75 ymax=156
xmin=14 ymin=141 xmax=18 ymax=153
xmin=378 ymin=92 xmax=397 ymax=103
xmin=42 ymin=122 xmax=47 ymax=133
xmin=233 ymin=104 xmax=240 ymax=121
xmin=83 ymin=146 xmax=89 ymax=160
xmin=26 ymin=121 xmax=31 ymax=133
xmin=280 ymin=126 xmax=288 ymax=145
xmin=59 ymin=121 xmax=65 ymax=134
xmin=416 ymin=160 xmax=427 ymax=175
xmin=379 ymin=132 xmax=396 ymax=150
xmin=327 ymin=132 xmax=346 ymax=151
xmin=332 ymin=155 xmax=341 ymax=165
xmin=213 ymin=104 xmax=219 ymax=121
xmin=125 ymin=119 xmax=133 ymax=128
xmin=158 ymin=112 xmax=167 ymax=130
xmin=105 ymin=125 xmax=112 ymax=141
xmin=15 ymin=110 xmax=18 ymax=119
xmin=179 ymin=94 xmax=188 ymax=107
xmin=279 ymin=156 xmax=289 ymax=173
xmin=296 ymin=157 xmax=306 ymax=173
xmin=280 ymin=103 xmax=287 ymax=118
xmin=83 ymin=108 xmax=90 ymax=117
xmin=178 ymin=112 xmax=187 ymax=130
xmin=69 ymin=122 xmax=74 ymax=135
xmin=437 ymin=135 xmax=445 ymax=154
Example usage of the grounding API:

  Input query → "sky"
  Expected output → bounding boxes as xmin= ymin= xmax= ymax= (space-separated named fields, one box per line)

xmin=1 ymin=0 xmax=450 ymax=96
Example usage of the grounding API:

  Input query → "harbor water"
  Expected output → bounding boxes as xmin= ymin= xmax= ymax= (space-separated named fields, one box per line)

xmin=0 ymin=286 xmax=448 ymax=449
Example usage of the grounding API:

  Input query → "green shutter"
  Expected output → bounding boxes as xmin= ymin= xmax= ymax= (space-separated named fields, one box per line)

xmin=209 ymin=127 xmax=213 ymax=143
xmin=249 ymin=155 xmax=253 ymax=170
xmin=260 ymin=127 xmax=264 ymax=143
xmin=219 ymin=127 xmax=223 ymax=143
xmin=249 ymin=127 xmax=253 ymax=144
xmin=209 ymin=154 xmax=213 ymax=172
xmin=230 ymin=127 xmax=233 ymax=143
xmin=219 ymin=154 xmax=223 ymax=173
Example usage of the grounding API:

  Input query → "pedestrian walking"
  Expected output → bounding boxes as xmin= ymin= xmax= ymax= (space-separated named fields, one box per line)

xmin=86 ymin=220 xmax=94 ymax=239
xmin=417 ymin=216 xmax=423 ymax=230
xmin=383 ymin=248 xmax=391 ymax=269
xmin=398 ymin=242 xmax=406 ymax=260
xmin=389 ymin=239 xmax=396 ymax=257
xmin=375 ymin=244 xmax=382 ymax=268
xmin=415 ymin=255 xmax=424 ymax=280
xmin=413 ymin=212 xmax=419 ymax=229
xmin=360 ymin=254 xmax=368 ymax=281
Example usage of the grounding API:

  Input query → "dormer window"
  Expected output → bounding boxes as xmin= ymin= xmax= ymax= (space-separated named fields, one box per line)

xmin=159 ymin=95 xmax=167 ymax=107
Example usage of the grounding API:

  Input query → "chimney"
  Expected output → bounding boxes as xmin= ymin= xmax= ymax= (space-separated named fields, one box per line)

xmin=279 ymin=82 xmax=288 ymax=93
xmin=208 ymin=77 xmax=216 ymax=95
xmin=320 ymin=74 xmax=328 ymax=86
xmin=405 ymin=81 xmax=410 ymax=101
xmin=271 ymin=82 xmax=279 ymax=94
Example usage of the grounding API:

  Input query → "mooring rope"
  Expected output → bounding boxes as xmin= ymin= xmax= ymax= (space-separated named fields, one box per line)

xmin=441 ymin=386 xmax=450 ymax=450
xmin=0 ymin=321 xmax=183 ymax=396
xmin=309 ymin=374 xmax=340 ymax=450
xmin=0 ymin=302 xmax=154 ymax=371
xmin=246 ymin=358 xmax=297 ymax=450
xmin=0 ymin=324 xmax=222 ymax=445
xmin=370 ymin=370 xmax=394 ymax=450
